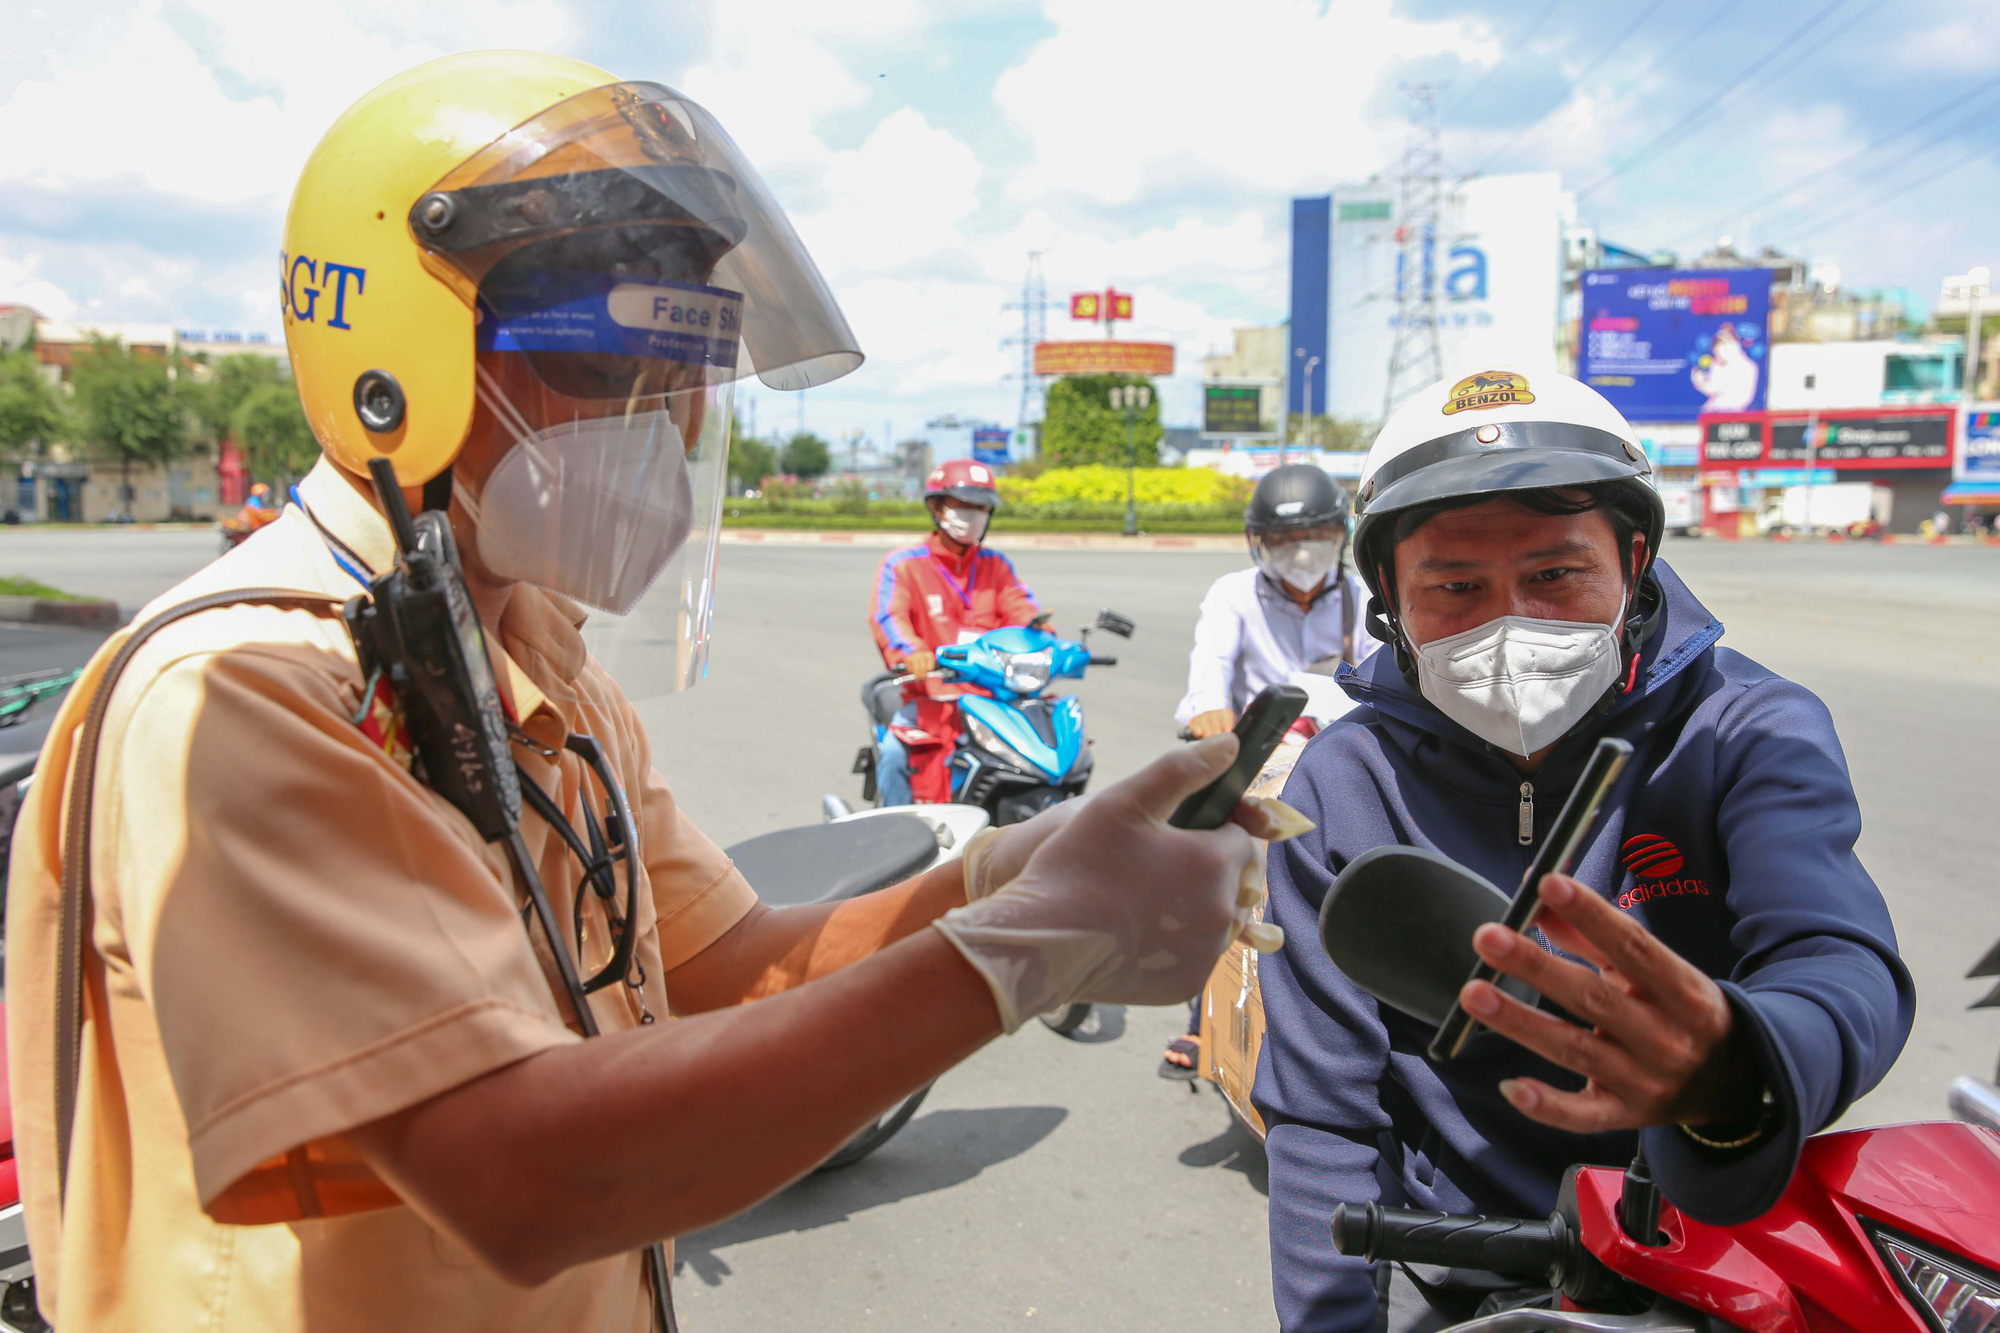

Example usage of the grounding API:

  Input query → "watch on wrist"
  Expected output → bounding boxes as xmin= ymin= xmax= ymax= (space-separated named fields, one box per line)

xmin=1679 ymin=1085 xmax=1778 ymax=1151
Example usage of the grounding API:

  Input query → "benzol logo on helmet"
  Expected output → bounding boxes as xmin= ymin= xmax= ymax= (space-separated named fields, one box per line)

xmin=1442 ymin=369 xmax=1535 ymax=415
xmin=280 ymin=251 xmax=367 ymax=331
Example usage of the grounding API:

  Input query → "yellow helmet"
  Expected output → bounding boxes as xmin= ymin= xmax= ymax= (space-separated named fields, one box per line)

xmin=281 ymin=50 xmax=860 ymax=487
xmin=283 ymin=52 xmax=612 ymax=485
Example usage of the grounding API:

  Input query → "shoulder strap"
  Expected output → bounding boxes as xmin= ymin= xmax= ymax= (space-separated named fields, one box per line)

xmin=57 ymin=588 xmax=348 ymax=1204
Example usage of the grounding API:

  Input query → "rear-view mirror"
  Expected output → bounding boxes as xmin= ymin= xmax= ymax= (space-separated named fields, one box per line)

xmin=1094 ymin=609 xmax=1135 ymax=639
xmin=1318 ymin=846 xmax=1514 ymax=1027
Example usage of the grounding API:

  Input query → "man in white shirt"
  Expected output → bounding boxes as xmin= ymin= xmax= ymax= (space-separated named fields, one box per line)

xmin=1175 ymin=465 xmax=1382 ymax=737
xmin=1162 ymin=465 xmax=1382 ymax=1076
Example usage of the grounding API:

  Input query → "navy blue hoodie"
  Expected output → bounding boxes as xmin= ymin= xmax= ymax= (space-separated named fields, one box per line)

xmin=1256 ymin=561 xmax=1914 ymax=1332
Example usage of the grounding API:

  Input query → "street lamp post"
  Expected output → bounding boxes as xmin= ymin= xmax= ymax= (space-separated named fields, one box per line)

xmin=1110 ymin=383 xmax=1151 ymax=537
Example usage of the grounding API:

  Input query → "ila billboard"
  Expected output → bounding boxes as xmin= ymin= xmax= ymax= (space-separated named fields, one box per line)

xmin=1579 ymin=269 xmax=1772 ymax=423
xmin=1325 ymin=173 xmax=1565 ymax=422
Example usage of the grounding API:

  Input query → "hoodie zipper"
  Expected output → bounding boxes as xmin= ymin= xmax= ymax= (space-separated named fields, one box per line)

xmin=1517 ymin=781 xmax=1535 ymax=846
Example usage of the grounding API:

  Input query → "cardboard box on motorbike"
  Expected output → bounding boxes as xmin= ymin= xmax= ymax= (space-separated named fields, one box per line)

xmin=1197 ymin=741 xmax=1306 ymax=1139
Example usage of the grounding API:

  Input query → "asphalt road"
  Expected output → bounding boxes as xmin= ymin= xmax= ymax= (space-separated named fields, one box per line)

xmin=3 ymin=526 xmax=1997 ymax=1330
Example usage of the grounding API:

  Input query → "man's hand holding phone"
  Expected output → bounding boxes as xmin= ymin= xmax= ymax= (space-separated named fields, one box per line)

xmin=1461 ymin=872 xmax=1762 ymax=1135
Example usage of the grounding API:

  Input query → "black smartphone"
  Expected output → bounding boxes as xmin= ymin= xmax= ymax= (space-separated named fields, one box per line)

xmin=1426 ymin=736 xmax=1634 ymax=1063
xmin=1169 ymin=684 xmax=1308 ymax=830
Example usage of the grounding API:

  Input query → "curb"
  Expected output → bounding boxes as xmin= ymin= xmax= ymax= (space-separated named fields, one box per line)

xmin=720 ymin=529 xmax=1245 ymax=552
xmin=0 ymin=595 xmax=120 ymax=628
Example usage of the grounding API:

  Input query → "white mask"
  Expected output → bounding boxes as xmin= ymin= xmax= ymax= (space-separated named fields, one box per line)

xmin=1412 ymin=614 xmax=1623 ymax=757
xmin=1260 ymin=539 xmax=1342 ymax=592
xmin=458 ymin=403 xmax=694 ymax=616
xmin=937 ymin=504 xmax=989 ymax=544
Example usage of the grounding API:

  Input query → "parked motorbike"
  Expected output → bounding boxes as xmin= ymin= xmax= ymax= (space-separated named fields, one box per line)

xmin=849 ymin=611 xmax=1132 ymax=1038
xmin=723 ymin=801 xmax=991 ymax=1167
xmin=1316 ymin=843 xmax=2000 ymax=1331
xmin=0 ymin=696 xmax=48 ymax=1329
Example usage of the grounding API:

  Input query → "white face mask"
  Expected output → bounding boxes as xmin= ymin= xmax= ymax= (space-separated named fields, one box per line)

xmin=1412 ymin=614 xmax=1624 ymax=757
xmin=1260 ymin=539 xmax=1342 ymax=592
xmin=937 ymin=503 xmax=989 ymax=544
xmin=458 ymin=405 xmax=694 ymax=616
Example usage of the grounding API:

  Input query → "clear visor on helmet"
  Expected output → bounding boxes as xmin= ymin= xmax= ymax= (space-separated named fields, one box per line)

xmin=413 ymin=82 xmax=863 ymax=699
xmin=1250 ymin=525 xmax=1347 ymax=592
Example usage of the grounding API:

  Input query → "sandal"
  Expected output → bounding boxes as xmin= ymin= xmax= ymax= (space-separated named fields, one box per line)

xmin=1158 ymin=1036 xmax=1200 ymax=1081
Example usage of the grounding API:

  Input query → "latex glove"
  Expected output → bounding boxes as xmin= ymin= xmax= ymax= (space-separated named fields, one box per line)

xmin=1186 ymin=708 xmax=1236 ymax=739
xmin=932 ymin=735 xmax=1308 ymax=1032
xmin=900 ymin=649 xmax=937 ymax=681
xmin=959 ymin=799 xmax=1086 ymax=904
xmin=962 ymin=790 xmax=1309 ymax=907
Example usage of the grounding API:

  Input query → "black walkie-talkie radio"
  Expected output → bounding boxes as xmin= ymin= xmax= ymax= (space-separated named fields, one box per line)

xmin=343 ymin=458 xmax=520 ymax=842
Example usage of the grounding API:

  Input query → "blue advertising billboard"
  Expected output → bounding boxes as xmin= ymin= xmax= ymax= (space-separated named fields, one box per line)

xmin=1965 ymin=410 xmax=2000 ymax=481
xmin=971 ymin=427 xmax=1011 ymax=468
xmin=1579 ymin=269 xmax=1772 ymax=423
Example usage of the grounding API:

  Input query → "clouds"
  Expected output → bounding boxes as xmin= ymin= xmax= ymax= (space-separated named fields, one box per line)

xmin=2 ymin=0 xmax=1996 ymax=441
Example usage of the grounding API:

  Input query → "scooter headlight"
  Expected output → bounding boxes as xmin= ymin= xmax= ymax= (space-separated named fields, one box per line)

xmin=1002 ymin=648 xmax=1053 ymax=694
xmin=1870 ymin=1224 xmax=2000 ymax=1332
xmin=963 ymin=712 xmax=1036 ymax=773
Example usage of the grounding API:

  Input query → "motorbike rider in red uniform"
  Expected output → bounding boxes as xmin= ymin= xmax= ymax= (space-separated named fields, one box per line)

xmin=869 ymin=458 xmax=1048 ymax=803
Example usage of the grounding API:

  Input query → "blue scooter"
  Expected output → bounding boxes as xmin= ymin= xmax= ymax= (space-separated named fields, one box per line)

xmin=851 ymin=609 xmax=1133 ymax=827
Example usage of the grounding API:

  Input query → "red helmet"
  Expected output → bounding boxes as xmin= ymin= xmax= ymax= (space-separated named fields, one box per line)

xmin=924 ymin=458 xmax=1001 ymax=509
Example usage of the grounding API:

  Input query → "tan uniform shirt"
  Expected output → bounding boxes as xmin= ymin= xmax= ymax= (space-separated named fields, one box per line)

xmin=5 ymin=459 xmax=758 ymax=1331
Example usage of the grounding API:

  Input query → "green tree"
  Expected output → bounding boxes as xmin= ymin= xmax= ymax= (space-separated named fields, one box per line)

xmin=0 ymin=349 xmax=66 ymax=463
xmin=190 ymin=353 xmax=284 ymax=447
xmin=69 ymin=338 xmax=188 ymax=515
xmin=1295 ymin=415 xmax=1374 ymax=452
xmin=780 ymin=431 xmax=831 ymax=479
xmin=233 ymin=382 xmax=319 ymax=488
xmin=730 ymin=435 xmax=777 ymax=492
xmin=1039 ymin=374 xmax=1162 ymax=468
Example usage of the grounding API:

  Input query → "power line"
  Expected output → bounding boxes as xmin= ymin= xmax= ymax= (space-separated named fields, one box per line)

xmin=1787 ymin=136 xmax=1998 ymax=248
xmin=1663 ymin=71 xmax=2000 ymax=249
xmin=1467 ymin=0 xmax=1675 ymax=176
xmin=1577 ymin=0 xmax=1856 ymax=199
xmin=1706 ymin=84 xmax=2000 ymax=251
xmin=1445 ymin=0 xmax=1563 ymax=119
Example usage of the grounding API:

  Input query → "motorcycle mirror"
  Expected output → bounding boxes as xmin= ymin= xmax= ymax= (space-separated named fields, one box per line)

xmin=1094 ymin=608 xmax=1135 ymax=639
xmin=1318 ymin=846 xmax=1515 ymax=1027
xmin=1971 ymin=938 xmax=2000 ymax=1010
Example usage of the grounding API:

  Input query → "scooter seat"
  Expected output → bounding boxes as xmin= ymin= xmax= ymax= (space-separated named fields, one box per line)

xmin=725 ymin=814 xmax=940 ymax=908
xmin=861 ymin=672 xmax=904 ymax=727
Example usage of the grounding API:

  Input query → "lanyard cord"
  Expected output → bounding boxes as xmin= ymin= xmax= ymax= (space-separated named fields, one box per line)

xmin=290 ymin=486 xmax=376 ymax=591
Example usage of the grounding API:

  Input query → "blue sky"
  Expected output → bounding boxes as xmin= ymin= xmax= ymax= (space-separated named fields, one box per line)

xmin=1 ymin=0 xmax=1994 ymax=449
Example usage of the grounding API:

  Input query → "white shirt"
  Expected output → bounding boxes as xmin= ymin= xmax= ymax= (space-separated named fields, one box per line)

xmin=1174 ymin=566 xmax=1385 ymax=725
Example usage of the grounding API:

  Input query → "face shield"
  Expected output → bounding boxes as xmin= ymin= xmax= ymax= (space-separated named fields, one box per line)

xmin=411 ymin=81 xmax=862 ymax=696
xmin=1250 ymin=524 xmax=1347 ymax=593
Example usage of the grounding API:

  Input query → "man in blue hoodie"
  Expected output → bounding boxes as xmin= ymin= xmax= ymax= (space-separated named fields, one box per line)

xmin=1258 ymin=367 xmax=1914 ymax=1331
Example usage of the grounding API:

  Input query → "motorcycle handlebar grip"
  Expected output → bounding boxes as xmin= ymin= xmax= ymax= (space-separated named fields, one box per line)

xmin=1176 ymin=727 xmax=1196 ymax=742
xmin=1330 ymin=1202 xmax=1559 ymax=1278
xmin=1089 ymin=655 xmax=1117 ymax=666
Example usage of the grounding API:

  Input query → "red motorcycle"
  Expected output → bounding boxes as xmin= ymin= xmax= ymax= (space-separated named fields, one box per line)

xmin=1319 ymin=848 xmax=2000 ymax=1332
xmin=1331 ymin=1122 xmax=2000 ymax=1332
